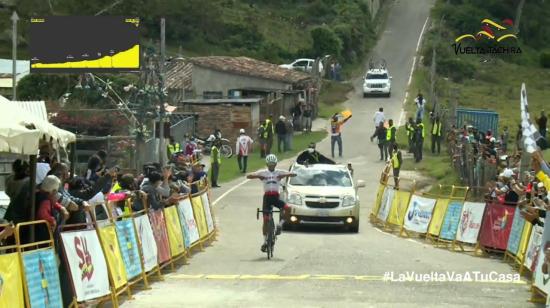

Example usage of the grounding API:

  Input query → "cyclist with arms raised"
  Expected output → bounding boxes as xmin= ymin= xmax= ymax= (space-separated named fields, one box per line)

xmin=247 ymin=154 xmax=296 ymax=252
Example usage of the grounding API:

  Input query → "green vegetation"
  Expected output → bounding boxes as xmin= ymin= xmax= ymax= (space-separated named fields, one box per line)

xmin=218 ymin=131 xmax=326 ymax=183
xmin=317 ymin=80 xmax=354 ymax=118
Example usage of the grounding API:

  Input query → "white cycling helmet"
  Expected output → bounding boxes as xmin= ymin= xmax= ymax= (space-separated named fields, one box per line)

xmin=265 ymin=154 xmax=278 ymax=165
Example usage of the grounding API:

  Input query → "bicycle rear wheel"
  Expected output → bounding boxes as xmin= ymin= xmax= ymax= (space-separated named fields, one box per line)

xmin=266 ymin=219 xmax=274 ymax=259
xmin=221 ymin=144 xmax=233 ymax=158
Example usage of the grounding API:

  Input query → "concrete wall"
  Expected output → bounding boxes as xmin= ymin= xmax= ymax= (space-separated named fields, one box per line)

xmin=191 ymin=66 xmax=292 ymax=98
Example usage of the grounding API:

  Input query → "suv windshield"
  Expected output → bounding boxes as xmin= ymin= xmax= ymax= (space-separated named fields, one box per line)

xmin=366 ymin=73 xmax=388 ymax=79
xmin=289 ymin=166 xmax=352 ymax=187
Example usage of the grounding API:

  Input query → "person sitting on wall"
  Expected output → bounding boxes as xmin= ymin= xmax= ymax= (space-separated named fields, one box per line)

xmin=296 ymin=143 xmax=335 ymax=165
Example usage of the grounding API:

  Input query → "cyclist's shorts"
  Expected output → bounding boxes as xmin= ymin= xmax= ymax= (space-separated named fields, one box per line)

xmin=262 ymin=193 xmax=287 ymax=220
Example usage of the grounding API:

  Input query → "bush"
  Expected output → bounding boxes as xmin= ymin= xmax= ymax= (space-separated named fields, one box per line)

xmin=437 ymin=57 xmax=476 ymax=82
xmin=541 ymin=52 xmax=550 ymax=68
xmin=311 ymin=26 xmax=343 ymax=58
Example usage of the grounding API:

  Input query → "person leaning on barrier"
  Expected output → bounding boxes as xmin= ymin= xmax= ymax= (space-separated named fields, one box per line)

xmin=35 ymin=175 xmax=70 ymax=241
xmin=141 ymin=171 xmax=180 ymax=211
xmin=0 ymin=224 xmax=14 ymax=242
xmin=390 ymin=144 xmax=402 ymax=190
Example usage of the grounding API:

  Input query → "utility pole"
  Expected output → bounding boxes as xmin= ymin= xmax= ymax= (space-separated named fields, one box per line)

xmin=11 ymin=10 xmax=18 ymax=100
xmin=158 ymin=17 xmax=166 ymax=166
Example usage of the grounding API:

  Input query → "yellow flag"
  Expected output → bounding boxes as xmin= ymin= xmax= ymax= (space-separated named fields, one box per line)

xmin=192 ymin=196 xmax=208 ymax=238
xmin=0 ymin=252 xmax=24 ymax=308
xmin=164 ymin=206 xmax=185 ymax=257
xmin=387 ymin=191 xmax=411 ymax=226
xmin=98 ymin=224 xmax=127 ymax=289
xmin=428 ymin=199 xmax=450 ymax=236
xmin=341 ymin=109 xmax=352 ymax=120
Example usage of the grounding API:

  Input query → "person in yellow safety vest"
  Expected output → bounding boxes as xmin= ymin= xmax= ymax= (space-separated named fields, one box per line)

xmin=167 ymin=136 xmax=181 ymax=161
xmin=390 ymin=143 xmax=402 ymax=190
xmin=258 ymin=120 xmax=268 ymax=158
xmin=210 ymin=140 xmax=221 ymax=188
xmin=431 ymin=116 xmax=442 ymax=155
xmin=413 ymin=118 xmax=425 ymax=163
xmin=386 ymin=119 xmax=397 ymax=160
xmin=405 ymin=117 xmax=415 ymax=154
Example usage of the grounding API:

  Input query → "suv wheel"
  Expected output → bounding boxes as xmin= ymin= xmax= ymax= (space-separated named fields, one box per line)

xmin=349 ymin=221 xmax=359 ymax=233
xmin=363 ymin=93 xmax=367 ymax=98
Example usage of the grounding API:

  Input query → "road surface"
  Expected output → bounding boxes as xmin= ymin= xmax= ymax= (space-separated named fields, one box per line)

xmin=123 ymin=0 xmax=534 ymax=306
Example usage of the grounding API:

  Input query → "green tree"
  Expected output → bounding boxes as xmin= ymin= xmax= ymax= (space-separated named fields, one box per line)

xmin=311 ymin=26 xmax=343 ymax=58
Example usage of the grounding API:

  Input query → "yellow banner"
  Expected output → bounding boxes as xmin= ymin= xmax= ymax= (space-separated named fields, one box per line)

xmin=387 ymin=191 xmax=411 ymax=226
xmin=164 ymin=206 xmax=185 ymax=257
xmin=98 ymin=224 xmax=127 ymax=289
xmin=428 ymin=198 xmax=450 ymax=236
xmin=516 ymin=221 xmax=533 ymax=264
xmin=192 ymin=196 xmax=208 ymax=238
xmin=0 ymin=252 xmax=24 ymax=308
xmin=372 ymin=184 xmax=385 ymax=217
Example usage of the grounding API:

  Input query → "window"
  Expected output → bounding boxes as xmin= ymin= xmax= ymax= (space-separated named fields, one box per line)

xmin=366 ymin=73 xmax=388 ymax=79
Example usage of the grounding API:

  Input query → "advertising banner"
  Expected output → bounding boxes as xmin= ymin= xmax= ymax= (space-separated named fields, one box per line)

xmin=403 ymin=195 xmax=437 ymax=234
xmin=60 ymin=230 xmax=110 ymax=302
xmin=164 ymin=206 xmax=185 ymax=257
xmin=177 ymin=198 xmax=200 ymax=248
xmin=372 ymin=184 xmax=386 ymax=217
xmin=524 ymin=225 xmax=543 ymax=271
xmin=506 ymin=207 xmax=526 ymax=256
xmin=455 ymin=202 xmax=486 ymax=244
xmin=134 ymin=215 xmax=158 ymax=272
xmin=97 ymin=224 xmax=127 ymax=289
xmin=148 ymin=210 xmax=171 ymax=264
xmin=534 ymin=215 xmax=550 ymax=294
xmin=0 ymin=252 xmax=24 ymax=308
xmin=377 ymin=187 xmax=395 ymax=222
xmin=201 ymin=192 xmax=215 ymax=233
xmin=115 ymin=219 xmax=143 ymax=280
xmin=387 ymin=191 xmax=411 ymax=226
xmin=439 ymin=201 xmax=463 ymax=240
xmin=192 ymin=196 xmax=208 ymax=238
xmin=428 ymin=198 xmax=450 ymax=236
xmin=517 ymin=222 xmax=533 ymax=263
xmin=21 ymin=248 xmax=63 ymax=307
xmin=478 ymin=202 xmax=515 ymax=250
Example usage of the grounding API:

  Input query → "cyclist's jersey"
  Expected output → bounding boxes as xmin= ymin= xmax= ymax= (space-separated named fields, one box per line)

xmin=255 ymin=169 xmax=288 ymax=194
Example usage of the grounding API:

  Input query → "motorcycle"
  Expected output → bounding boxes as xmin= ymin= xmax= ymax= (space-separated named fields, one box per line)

xmin=195 ymin=135 xmax=233 ymax=159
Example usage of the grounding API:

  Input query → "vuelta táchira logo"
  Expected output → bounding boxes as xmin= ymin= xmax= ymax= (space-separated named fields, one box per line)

xmin=452 ymin=18 xmax=522 ymax=56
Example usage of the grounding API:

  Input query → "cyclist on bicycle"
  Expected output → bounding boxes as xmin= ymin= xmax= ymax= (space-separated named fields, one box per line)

xmin=247 ymin=154 xmax=296 ymax=252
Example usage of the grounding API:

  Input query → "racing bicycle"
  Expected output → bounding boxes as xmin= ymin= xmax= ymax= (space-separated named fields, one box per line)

xmin=257 ymin=208 xmax=281 ymax=260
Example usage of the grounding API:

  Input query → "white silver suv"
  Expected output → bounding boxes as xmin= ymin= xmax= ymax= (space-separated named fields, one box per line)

xmin=363 ymin=67 xmax=392 ymax=97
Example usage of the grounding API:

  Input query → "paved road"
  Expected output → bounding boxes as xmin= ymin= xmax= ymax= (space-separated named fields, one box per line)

xmin=124 ymin=0 xmax=535 ymax=306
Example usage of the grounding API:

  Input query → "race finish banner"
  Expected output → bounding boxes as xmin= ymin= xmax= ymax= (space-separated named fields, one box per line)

xmin=506 ymin=207 xmax=527 ymax=256
xmin=387 ymin=191 xmax=411 ymax=226
xmin=455 ymin=202 xmax=486 ymax=244
xmin=377 ymin=187 xmax=395 ymax=222
xmin=439 ymin=201 xmax=464 ymax=241
xmin=524 ymin=225 xmax=544 ymax=272
xmin=164 ymin=206 xmax=185 ymax=257
xmin=478 ymin=202 xmax=515 ymax=250
xmin=0 ymin=252 xmax=24 ymax=308
xmin=115 ymin=219 xmax=143 ymax=280
xmin=177 ymin=198 xmax=200 ymax=248
xmin=428 ymin=198 xmax=450 ymax=236
xmin=403 ymin=195 xmax=436 ymax=233
xmin=149 ymin=210 xmax=171 ymax=264
xmin=534 ymin=214 xmax=550 ymax=294
xmin=60 ymin=230 xmax=110 ymax=302
xmin=201 ymin=192 xmax=215 ymax=233
xmin=97 ymin=224 xmax=128 ymax=289
xmin=22 ymin=248 xmax=63 ymax=307
xmin=191 ymin=196 xmax=208 ymax=238
xmin=134 ymin=215 xmax=158 ymax=272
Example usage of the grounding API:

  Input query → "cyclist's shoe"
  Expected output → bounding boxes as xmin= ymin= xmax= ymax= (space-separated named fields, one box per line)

xmin=261 ymin=243 xmax=267 ymax=252
xmin=275 ymin=224 xmax=282 ymax=236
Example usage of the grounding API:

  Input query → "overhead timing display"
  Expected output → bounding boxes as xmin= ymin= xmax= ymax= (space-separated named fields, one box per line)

xmin=30 ymin=16 xmax=140 ymax=72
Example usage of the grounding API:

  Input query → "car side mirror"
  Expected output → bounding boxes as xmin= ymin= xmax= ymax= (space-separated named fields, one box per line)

xmin=356 ymin=180 xmax=366 ymax=188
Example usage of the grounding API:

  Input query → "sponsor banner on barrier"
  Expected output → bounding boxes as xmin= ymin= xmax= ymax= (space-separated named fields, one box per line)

xmin=377 ymin=187 xmax=395 ymax=222
xmin=149 ymin=210 xmax=171 ymax=264
xmin=164 ymin=206 xmax=185 ymax=257
xmin=534 ymin=215 xmax=550 ymax=294
xmin=115 ymin=219 xmax=143 ymax=280
xmin=506 ymin=207 xmax=526 ymax=256
xmin=192 ymin=196 xmax=208 ymax=238
xmin=0 ymin=252 xmax=24 ymax=308
xmin=428 ymin=198 xmax=450 ymax=236
xmin=22 ymin=248 xmax=63 ymax=307
xmin=387 ymin=191 xmax=411 ymax=226
xmin=60 ymin=230 xmax=110 ymax=302
xmin=403 ymin=195 xmax=437 ymax=234
xmin=177 ymin=198 xmax=200 ymax=248
xmin=439 ymin=201 xmax=463 ymax=240
xmin=98 ymin=224 xmax=128 ymax=289
xmin=134 ymin=215 xmax=158 ymax=272
xmin=478 ymin=202 xmax=515 ymax=251
xmin=201 ymin=192 xmax=215 ymax=233
xmin=455 ymin=202 xmax=486 ymax=244
xmin=524 ymin=225 xmax=544 ymax=271
xmin=517 ymin=222 xmax=533 ymax=263
xmin=372 ymin=184 xmax=386 ymax=217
